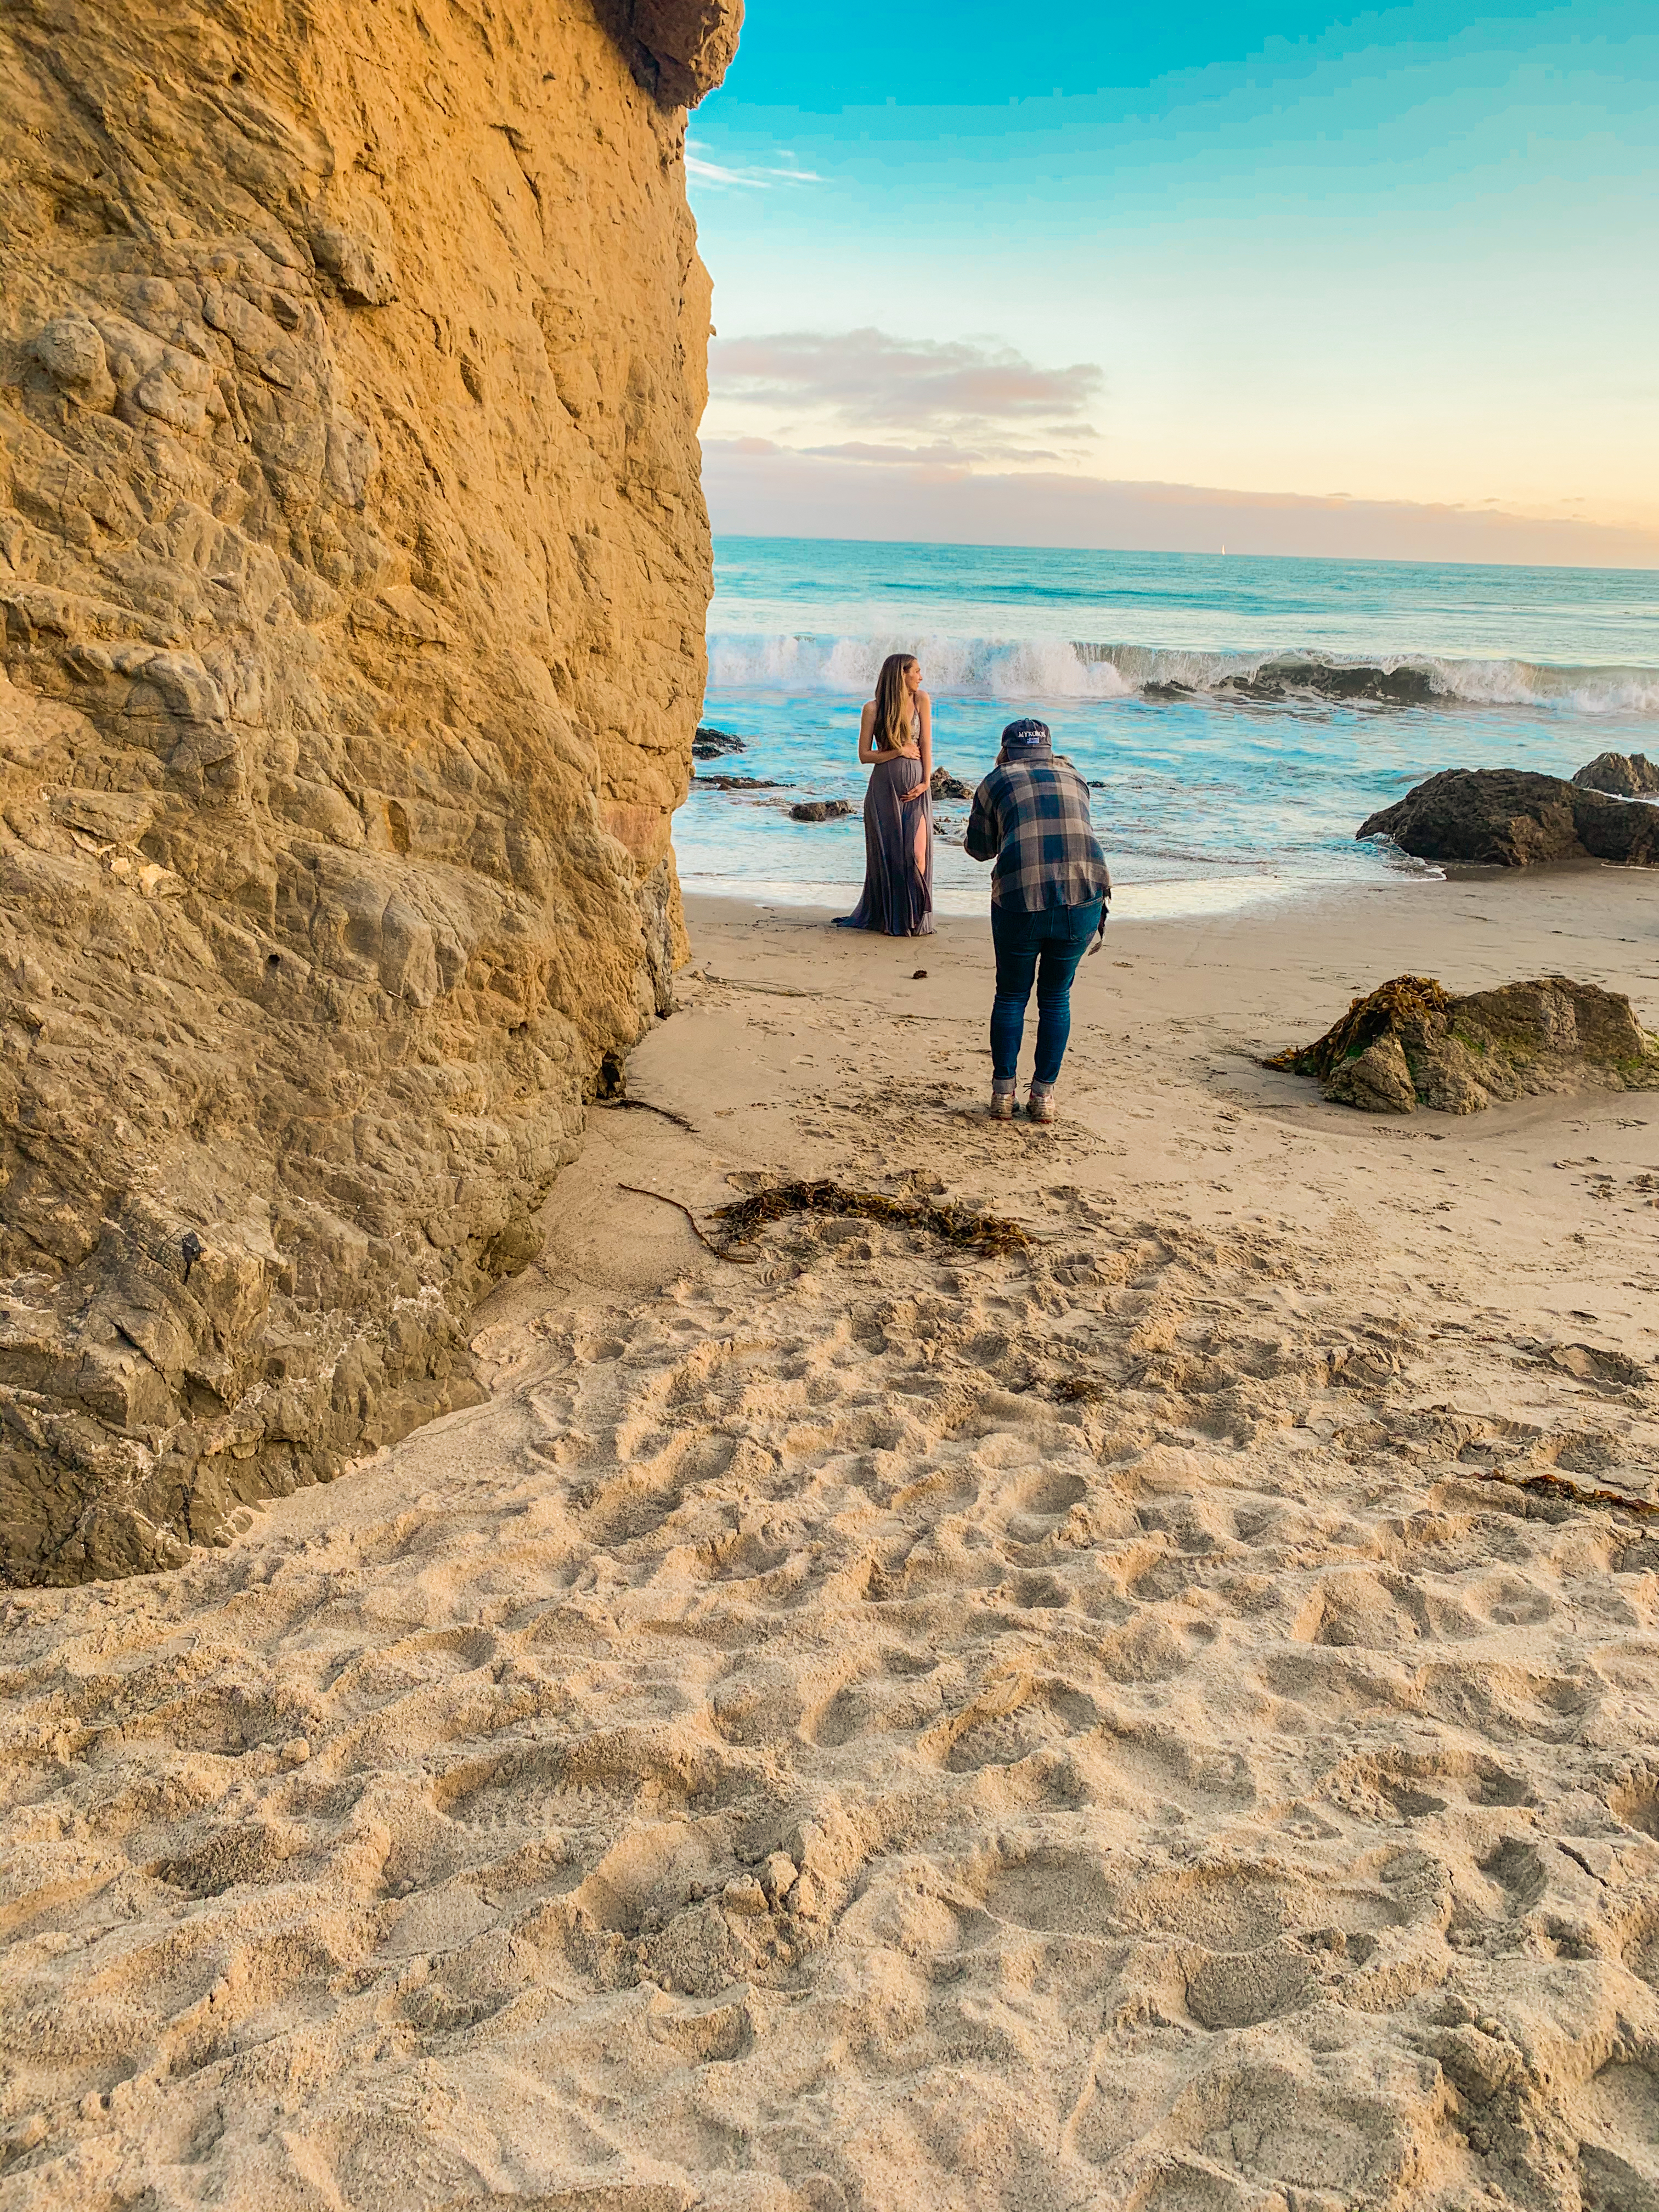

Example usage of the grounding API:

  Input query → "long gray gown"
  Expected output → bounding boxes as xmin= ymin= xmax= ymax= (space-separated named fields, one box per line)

xmin=835 ymin=726 xmax=934 ymax=938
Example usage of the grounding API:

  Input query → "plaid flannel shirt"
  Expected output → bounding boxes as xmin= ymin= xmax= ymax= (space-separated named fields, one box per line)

xmin=964 ymin=752 xmax=1111 ymax=912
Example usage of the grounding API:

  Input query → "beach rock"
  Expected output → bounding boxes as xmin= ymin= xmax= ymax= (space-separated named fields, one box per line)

xmin=696 ymin=773 xmax=778 ymax=791
xmin=789 ymin=798 xmax=854 ymax=822
xmin=0 ymin=0 xmax=738 ymax=1584
xmin=1357 ymin=769 xmax=1659 ymax=867
xmin=930 ymin=765 xmax=974 ymax=800
xmin=693 ymin=726 xmax=747 ymax=759
xmin=1222 ymin=659 xmax=1438 ymax=706
xmin=1573 ymin=751 xmax=1659 ymax=798
xmin=1321 ymin=1031 xmax=1419 ymax=1115
xmin=1268 ymin=973 xmax=1659 ymax=1114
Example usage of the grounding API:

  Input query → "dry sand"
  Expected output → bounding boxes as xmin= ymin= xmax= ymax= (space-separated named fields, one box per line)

xmin=3 ymin=867 xmax=1659 ymax=2211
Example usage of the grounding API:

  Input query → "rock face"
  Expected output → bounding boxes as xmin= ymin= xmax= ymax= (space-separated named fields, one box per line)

xmin=1358 ymin=769 xmax=1659 ymax=867
xmin=1573 ymin=750 xmax=1659 ymax=798
xmin=0 ymin=0 xmax=740 ymax=1583
xmin=930 ymin=765 xmax=974 ymax=800
xmin=603 ymin=0 xmax=746 ymax=107
xmin=788 ymin=798 xmax=853 ymax=822
xmin=1267 ymin=974 xmax=1659 ymax=1114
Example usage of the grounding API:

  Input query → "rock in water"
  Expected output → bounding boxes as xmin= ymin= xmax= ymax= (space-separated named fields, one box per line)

xmin=1221 ymin=660 xmax=1437 ymax=706
xmin=930 ymin=765 xmax=974 ymax=800
xmin=1357 ymin=769 xmax=1659 ymax=866
xmin=789 ymin=798 xmax=854 ymax=822
xmin=692 ymin=726 xmax=746 ymax=759
xmin=1573 ymin=751 xmax=1659 ymax=798
xmin=0 ymin=0 xmax=740 ymax=1582
xmin=1267 ymin=974 xmax=1659 ymax=1114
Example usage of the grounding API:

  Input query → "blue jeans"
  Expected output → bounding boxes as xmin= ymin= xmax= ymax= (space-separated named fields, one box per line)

xmin=990 ymin=898 xmax=1103 ymax=1084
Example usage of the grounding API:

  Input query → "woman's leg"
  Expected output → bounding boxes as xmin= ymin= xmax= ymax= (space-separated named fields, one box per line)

xmin=910 ymin=788 xmax=934 ymax=935
xmin=990 ymin=905 xmax=1041 ymax=1080
xmin=1031 ymin=899 xmax=1103 ymax=1083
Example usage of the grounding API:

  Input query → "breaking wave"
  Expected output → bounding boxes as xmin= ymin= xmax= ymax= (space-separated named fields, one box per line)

xmin=707 ymin=633 xmax=1659 ymax=716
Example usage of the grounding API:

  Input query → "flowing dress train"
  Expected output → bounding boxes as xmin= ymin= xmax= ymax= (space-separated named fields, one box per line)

xmin=836 ymin=749 xmax=934 ymax=936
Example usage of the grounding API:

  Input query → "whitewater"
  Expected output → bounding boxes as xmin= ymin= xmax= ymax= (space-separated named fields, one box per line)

xmin=678 ymin=537 xmax=1659 ymax=918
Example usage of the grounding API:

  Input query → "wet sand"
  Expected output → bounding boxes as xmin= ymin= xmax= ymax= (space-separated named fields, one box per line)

xmin=2 ymin=865 xmax=1658 ymax=2211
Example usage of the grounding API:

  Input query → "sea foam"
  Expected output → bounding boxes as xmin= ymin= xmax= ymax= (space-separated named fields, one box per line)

xmin=707 ymin=633 xmax=1659 ymax=716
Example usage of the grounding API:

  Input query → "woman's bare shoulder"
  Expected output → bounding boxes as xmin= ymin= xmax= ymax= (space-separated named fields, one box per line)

xmin=915 ymin=687 xmax=933 ymax=707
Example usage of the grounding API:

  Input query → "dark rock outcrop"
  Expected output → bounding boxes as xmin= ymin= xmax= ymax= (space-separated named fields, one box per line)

xmin=0 ymin=0 xmax=740 ymax=1584
xmin=1573 ymin=751 xmax=1659 ymax=799
xmin=1135 ymin=659 xmax=1443 ymax=707
xmin=789 ymin=799 xmax=854 ymax=823
xmin=1222 ymin=661 xmax=1437 ymax=707
xmin=930 ymin=765 xmax=974 ymax=800
xmin=1358 ymin=770 xmax=1659 ymax=867
xmin=1267 ymin=974 xmax=1659 ymax=1114
xmin=693 ymin=726 xmax=746 ymax=759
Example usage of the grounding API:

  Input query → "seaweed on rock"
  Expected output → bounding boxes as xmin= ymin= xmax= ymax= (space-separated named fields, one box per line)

xmin=1267 ymin=974 xmax=1659 ymax=1115
xmin=1266 ymin=976 xmax=1454 ymax=1085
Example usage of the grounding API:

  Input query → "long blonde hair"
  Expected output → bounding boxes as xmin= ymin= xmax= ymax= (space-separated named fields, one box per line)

xmin=872 ymin=653 xmax=918 ymax=752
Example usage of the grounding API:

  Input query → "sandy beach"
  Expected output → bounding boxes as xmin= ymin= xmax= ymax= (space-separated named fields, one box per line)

xmin=3 ymin=866 xmax=1658 ymax=2212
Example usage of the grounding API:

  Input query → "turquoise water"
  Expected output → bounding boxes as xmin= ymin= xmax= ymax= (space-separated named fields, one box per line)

xmin=678 ymin=538 xmax=1659 ymax=918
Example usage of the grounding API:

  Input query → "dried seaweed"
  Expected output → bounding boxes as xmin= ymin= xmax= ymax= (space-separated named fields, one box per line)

xmin=712 ymin=1178 xmax=1036 ymax=1257
xmin=597 ymin=1097 xmax=698 ymax=1133
xmin=1461 ymin=1461 xmax=1659 ymax=1521
xmin=1265 ymin=974 xmax=1453 ymax=1080
xmin=1052 ymin=1375 xmax=1108 ymax=1403
xmin=617 ymin=1184 xmax=756 ymax=1263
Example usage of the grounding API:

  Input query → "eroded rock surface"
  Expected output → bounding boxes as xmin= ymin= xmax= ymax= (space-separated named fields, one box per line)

xmin=1268 ymin=974 xmax=1659 ymax=1114
xmin=1574 ymin=751 xmax=1659 ymax=799
xmin=0 ymin=0 xmax=740 ymax=1582
xmin=1358 ymin=769 xmax=1659 ymax=868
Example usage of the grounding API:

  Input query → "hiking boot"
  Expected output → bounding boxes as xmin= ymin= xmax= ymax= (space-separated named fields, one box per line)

xmin=1027 ymin=1082 xmax=1057 ymax=1124
xmin=989 ymin=1080 xmax=1016 ymax=1121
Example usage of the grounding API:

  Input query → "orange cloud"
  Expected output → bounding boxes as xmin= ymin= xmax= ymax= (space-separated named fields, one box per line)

xmin=701 ymin=442 xmax=1659 ymax=569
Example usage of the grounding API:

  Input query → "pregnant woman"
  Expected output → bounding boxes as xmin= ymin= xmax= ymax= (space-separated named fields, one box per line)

xmin=836 ymin=651 xmax=934 ymax=936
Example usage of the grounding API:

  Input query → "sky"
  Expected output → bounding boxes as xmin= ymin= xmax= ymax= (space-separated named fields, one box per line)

xmin=686 ymin=3 xmax=1659 ymax=563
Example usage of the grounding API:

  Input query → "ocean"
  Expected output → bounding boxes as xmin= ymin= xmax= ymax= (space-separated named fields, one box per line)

xmin=675 ymin=537 xmax=1659 ymax=919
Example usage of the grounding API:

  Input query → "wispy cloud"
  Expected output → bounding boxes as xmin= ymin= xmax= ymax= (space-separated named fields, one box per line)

xmin=711 ymin=329 xmax=1102 ymax=439
xmin=802 ymin=438 xmax=1072 ymax=467
xmin=685 ymin=144 xmax=826 ymax=189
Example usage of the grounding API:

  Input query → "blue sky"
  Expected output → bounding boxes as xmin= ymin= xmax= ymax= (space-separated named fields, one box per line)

xmin=687 ymin=4 xmax=1659 ymax=560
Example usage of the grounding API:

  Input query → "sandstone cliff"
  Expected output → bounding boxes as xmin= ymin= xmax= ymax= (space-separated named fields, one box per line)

xmin=0 ymin=0 xmax=741 ymax=1582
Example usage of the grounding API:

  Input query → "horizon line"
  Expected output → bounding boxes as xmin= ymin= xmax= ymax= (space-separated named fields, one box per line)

xmin=708 ymin=528 xmax=1659 ymax=582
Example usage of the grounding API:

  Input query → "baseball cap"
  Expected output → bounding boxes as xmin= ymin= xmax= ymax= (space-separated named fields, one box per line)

xmin=1000 ymin=717 xmax=1052 ymax=750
